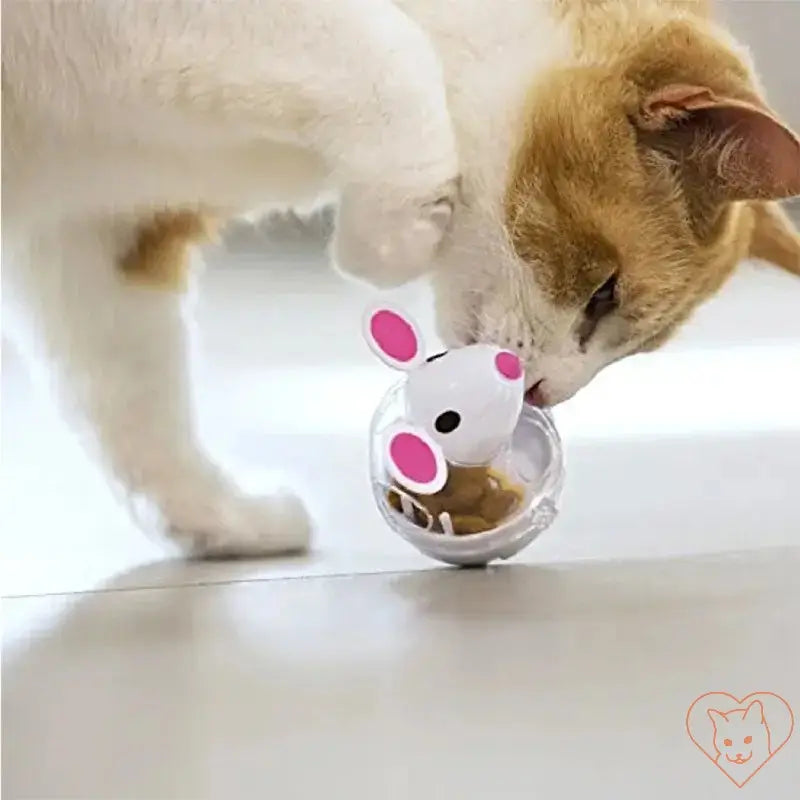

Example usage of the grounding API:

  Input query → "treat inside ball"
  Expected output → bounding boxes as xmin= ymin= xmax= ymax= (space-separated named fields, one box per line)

xmin=387 ymin=463 xmax=523 ymax=535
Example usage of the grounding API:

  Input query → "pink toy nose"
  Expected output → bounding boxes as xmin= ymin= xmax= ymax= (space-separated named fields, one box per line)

xmin=495 ymin=350 xmax=522 ymax=380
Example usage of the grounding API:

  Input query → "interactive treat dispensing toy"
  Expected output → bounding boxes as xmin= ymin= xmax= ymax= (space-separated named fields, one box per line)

xmin=365 ymin=305 xmax=565 ymax=566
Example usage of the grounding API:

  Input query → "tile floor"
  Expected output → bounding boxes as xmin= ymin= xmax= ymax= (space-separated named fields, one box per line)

xmin=3 ymin=220 xmax=800 ymax=798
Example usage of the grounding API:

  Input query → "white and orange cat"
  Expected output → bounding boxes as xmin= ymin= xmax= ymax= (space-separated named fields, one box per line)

xmin=3 ymin=0 xmax=799 ymax=556
xmin=708 ymin=700 xmax=772 ymax=785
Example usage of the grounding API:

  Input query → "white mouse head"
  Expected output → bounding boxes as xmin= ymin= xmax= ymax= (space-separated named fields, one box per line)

xmin=365 ymin=306 xmax=525 ymax=494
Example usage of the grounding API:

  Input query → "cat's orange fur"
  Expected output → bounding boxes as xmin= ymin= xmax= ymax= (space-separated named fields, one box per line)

xmin=505 ymin=0 xmax=800 ymax=361
xmin=121 ymin=210 xmax=218 ymax=290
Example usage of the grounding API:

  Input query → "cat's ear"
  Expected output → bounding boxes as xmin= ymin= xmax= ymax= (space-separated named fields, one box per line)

xmin=635 ymin=84 xmax=800 ymax=202
xmin=707 ymin=708 xmax=727 ymax=727
xmin=743 ymin=700 xmax=765 ymax=723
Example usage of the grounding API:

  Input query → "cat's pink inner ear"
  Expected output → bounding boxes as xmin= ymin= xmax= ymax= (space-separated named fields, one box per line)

xmin=389 ymin=432 xmax=439 ymax=485
xmin=637 ymin=84 xmax=800 ymax=200
xmin=369 ymin=309 xmax=419 ymax=364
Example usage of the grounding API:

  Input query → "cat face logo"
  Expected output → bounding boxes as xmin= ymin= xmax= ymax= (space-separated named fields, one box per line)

xmin=686 ymin=692 xmax=794 ymax=788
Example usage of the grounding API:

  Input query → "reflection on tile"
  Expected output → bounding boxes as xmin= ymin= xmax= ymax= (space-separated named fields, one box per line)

xmin=3 ymin=550 xmax=799 ymax=798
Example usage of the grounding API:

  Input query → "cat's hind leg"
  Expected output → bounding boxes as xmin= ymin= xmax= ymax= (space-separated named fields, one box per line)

xmin=3 ymin=218 xmax=311 ymax=557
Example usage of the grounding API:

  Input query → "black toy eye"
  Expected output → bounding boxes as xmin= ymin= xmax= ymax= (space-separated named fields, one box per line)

xmin=579 ymin=273 xmax=618 ymax=348
xmin=434 ymin=410 xmax=461 ymax=434
xmin=426 ymin=351 xmax=447 ymax=363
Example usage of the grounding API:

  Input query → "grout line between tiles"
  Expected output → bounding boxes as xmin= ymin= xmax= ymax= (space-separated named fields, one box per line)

xmin=4 ymin=543 xmax=798 ymax=602
xmin=1 ymin=564 xmax=449 ymax=601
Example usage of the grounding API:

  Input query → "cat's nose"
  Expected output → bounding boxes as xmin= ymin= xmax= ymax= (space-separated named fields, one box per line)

xmin=525 ymin=379 xmax=548 ymax=407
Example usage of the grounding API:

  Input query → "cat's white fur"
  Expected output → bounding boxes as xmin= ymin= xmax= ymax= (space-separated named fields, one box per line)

xmin=2 ymin=0 xmax=564 ymax=554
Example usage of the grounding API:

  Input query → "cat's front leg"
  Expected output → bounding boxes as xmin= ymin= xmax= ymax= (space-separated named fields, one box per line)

xmin=147 ymin=0 xmax=459 ymax=286
xmin=331 ymin=176 xmax=461 ymax=288
xmin=311 ymin=2 xmax=461 ymax=286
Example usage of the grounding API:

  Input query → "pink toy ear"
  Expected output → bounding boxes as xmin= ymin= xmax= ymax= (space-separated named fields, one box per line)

xmin=363 ymin=306 xmax=424 ymax=370
xmin=384 ymin=424 xmax=447 ymax=495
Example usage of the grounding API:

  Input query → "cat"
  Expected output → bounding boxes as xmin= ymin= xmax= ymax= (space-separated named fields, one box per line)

xmin=3 ymin=0 xmax=799 ymax=557
xmin=708 ymin=700 xmax=772 ymax=785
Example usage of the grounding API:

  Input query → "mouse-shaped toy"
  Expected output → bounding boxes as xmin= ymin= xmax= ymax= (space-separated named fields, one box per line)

xmin=364 ymin=305 xmax=526 ymax=535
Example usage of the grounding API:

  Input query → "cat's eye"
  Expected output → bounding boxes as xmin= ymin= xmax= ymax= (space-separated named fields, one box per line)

xmin=744 ymin=736 xmax=752 ymax=744
xmin=724 ymin=738 xmax=733 ymax=747
xmin=586 ymin=274 xmax=618 ymax=319
xmin=578 ymin=273 xmax=619 ymax=348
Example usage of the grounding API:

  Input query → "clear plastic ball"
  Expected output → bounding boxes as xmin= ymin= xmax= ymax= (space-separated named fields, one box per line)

xmin=370 ymin=380 xmax=565 ymax=566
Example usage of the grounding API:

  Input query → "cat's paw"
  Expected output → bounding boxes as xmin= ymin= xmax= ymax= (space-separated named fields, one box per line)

xmin=331 ymin=177 xmax=460 ymax=288
xmin=164 ymin=487 xmax=312 ymax=559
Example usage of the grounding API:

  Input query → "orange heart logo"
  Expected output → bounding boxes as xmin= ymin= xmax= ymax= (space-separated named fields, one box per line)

xmin=686 ymin=692 xmax=794 ymax=787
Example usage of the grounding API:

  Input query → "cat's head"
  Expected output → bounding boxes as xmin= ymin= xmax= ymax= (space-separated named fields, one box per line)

xmin=434 ymin=17 xmax=800 ymax=406
xmin=708 ymin=701 xmax=770 ymax=764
